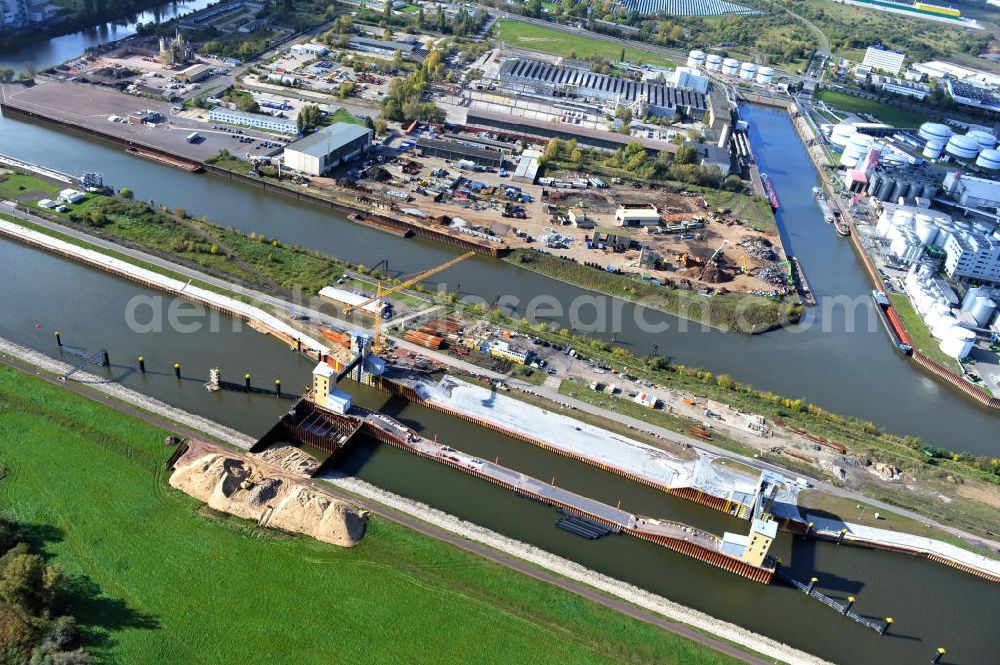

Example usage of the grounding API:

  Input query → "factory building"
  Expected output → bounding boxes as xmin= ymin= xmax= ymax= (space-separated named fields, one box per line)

xmin=943 ymin=230 xmax=1000 ymax=284
xmin=862 ymin=46 xmax=906 ymax=75
xmin=615 ymin=204 xmax=661 ymax=227
xmin=943 ymin=171 xmax=1000 ymax=210
xmin=209 ymin=107 xmax=298 ymax=134
xmin=414 ymin=138 xmax=504 ymax=168
xmin=497 ymin=58 xmax=707 ymax=120
xmin=282 ymin=123 xmax=372 ymax=175
xmin=512 ymin=155 xmax=539 ymax=184
xmin=175 ymin=63 xmax=213 ymax=83
xmin=312 ymin=362 xmax=352 ymax=415
xmin=347 ymin=35 xmax=427 ymax=60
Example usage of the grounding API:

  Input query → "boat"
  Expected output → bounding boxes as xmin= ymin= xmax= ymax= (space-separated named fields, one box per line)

xmin=815 ymin=194 xmax=835 ymax=223
xmin=833 ymin=211 xmax=850 ymax=237
xmin=871 ymin=290 xmax=913 ymax=354
xmin=760 ymin=172 xmax=779 ymax=210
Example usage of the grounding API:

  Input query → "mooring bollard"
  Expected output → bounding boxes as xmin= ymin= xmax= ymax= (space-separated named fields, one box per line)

xmin=138 ymin=356 xmax=145 ymax=372
xmin=101 ymin=350 xmax=110 ymax=367
xmin=843 ymin=596 xmax=855 ymax=614
xmin=838 ymin=528 xmax=847 ymax=544
xmin=275 ymin=379 xmax=281 ymax=397
xmin=806 ymin=521 xmax=814 ymax=536
xmin=296 ymin=338 xmax=302 ymax=352
xmin=54 ymin=331 xmax=62 ymax=347
xmin=931 ymin=647 xmax=945 ymax=664
xmin=245 ymin=373 xmax=251 ymax=391
xmin=882 ymin=617 xmax=893 ymax=636
xmin=174 ymin=362 xmax=181 ymax=378
xmin=806 ymin=577 xmax=818 ymax=594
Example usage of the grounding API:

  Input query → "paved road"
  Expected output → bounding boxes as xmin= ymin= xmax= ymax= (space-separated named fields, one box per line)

xmin=4 ymin=205 xmax=997 ymax=552
xmin=0 ymin=349 xmax=773 ymax=665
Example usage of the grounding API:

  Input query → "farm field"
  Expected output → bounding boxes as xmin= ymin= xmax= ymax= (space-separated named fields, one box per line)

xmin=813 ymin=90 xmax=925 ymax=128
xmin=0 ymin=364 xmax=746 ymax=665
xmin=494 ymin=20 xmax=678 ymax=69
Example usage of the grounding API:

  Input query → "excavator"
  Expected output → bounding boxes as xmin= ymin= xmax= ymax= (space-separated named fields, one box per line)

xmin=342 ymin=251 xmax=475 ymax=354
xmin=699 ymin=240 xmax=728 ymax=281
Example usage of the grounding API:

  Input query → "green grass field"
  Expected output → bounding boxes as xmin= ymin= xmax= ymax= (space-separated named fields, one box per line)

xmin=813 ymin=90 xmax=925 ymax=128
xmin=0 ymin=365 xmax=745 ymax=665
xmin=495 ymin=20 xmax=677 ymax=69
xmin=889 ymin=293 xmax=958 ymax=370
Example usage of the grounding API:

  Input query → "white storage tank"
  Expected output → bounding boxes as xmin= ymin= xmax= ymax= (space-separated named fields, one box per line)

xmin=932 ymin=315 xmax=958 ymax=339
xmin=942 ymin=326 xmax=976 ymax=359
xmin=967 ymin=129 xmax=997 ymax=150
xmin=923 ymin=140 xmax=946 ymax=159
xmin=914 ymin=217 xmax=937 ymax=245
xmin=705 ymin=53 xmax=722 ymax=71
xmin=968 ymin=297 xmax=997 ymax=327
xmin=739 ymin=62 xmax=757 ymax=80
xmin=722 ymin=58 xmax=739 ymax=75
xmin=755 ymin=66 xmax=774 ymax=85
xmin=687 ymin=50 xmax=706 ymax=68
xmin=946 ymin=134 xmax=980 ymax=159
xmin=830 ymin=124 xmax=856 ymax=146
xmin=975 ymin=148 xmax=1000 ymax=170
xmin=918 ymin=122 xmax=953 ymax=143
xmin=892 ymin=209 xmax=915 ymax=227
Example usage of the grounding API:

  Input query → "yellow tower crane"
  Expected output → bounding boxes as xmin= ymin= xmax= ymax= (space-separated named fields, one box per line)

xmin=342 ymin=251 xmax=475 ymax=354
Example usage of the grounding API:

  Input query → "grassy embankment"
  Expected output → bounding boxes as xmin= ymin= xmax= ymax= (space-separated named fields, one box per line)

xmin=813 ymin=90 xmax=925 ymax=128
xmin=0 ymin=364 xmax=748 ymax=665
xmin=889 ymin=294 xmax=959 ymax=370
xmin=505 ymin=249 xmax=803 ymax=334
xmin=494 ymin=19 xmax=678 ymax=68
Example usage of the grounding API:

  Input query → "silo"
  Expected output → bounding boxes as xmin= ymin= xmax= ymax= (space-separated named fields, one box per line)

xmin=924 ymin=303 xmax=948 ymax=330
xmin=869 ymin=172 xmax=882 ymax=195
xmin=923 ymin=140 xmax=946 ymax=159
xmin=967 ymin=129 xmax=997 ymax=151
xmin=722 ymin=58 xmax=739 ymax=75
xmin=705 ymin=53 xmax=722 ymax=71
xmin=739 ymin=62 xmax=757 ymax=80
xmin=687 ymin=50 xmax=706 ymax=68
xmin=918 ymin=122 xmax=953 ymax=143
xmin=975 ymin=148 xmax=1000 ymax=170
xmin=755 ymin=67 xmax=774 ymax=85
xmin=914 ymin=217 xmax=937 ymax=245
xmin=946 ymin=134 xmax=980 ymax=159
xmin=942 ymin=326 xmax=976 ymax=359
xmin=921 ymin=182 xmax=937 ymax=199
xmin=891 ymin=178 xmax=908 ymax=202
xmin=876 ymin=176 xmax=896 ymax=201
xmin=932 ymin=315 xmax=958 ymax=339
xmin=969 ymin=297 xmax=997 ymax=327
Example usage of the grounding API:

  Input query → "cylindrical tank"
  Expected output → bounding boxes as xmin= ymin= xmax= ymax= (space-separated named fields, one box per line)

xmin=893 ymin=209 xmax=915 ymax=226
xmin=869 ymin=172 xmax=882 ymax=195
xmin=932 ymin=315 xmax=958 ymax=339
xmin=940 ymin=335 xmax=974 ymax=360
xmin=687 ymin=49 xmax=706 ymax=68
xmin=722 ymin=58 xmax=739 ymax=75
xmin=876 ymin=177 xmax=895 ymax=201
xmin=924 ymin=303 xmax=948 ymax=330
xmin=918 ymin=122 xmax=953 ymax=143
xmin=921 ymin=182 xmax=937 ymax=199
xmin=891 ymin=179 xmax=908 ymax=202
xmin=975 ymin=147 xmax=1000 ymax=170
xmin=946 ymin=134 xmax=980 ymax=159
xmin=923 ymin=141 xmax=945 ymax=159
xmin=967 ymin=129 xmax=997 ymax=150
xmin=755 ymin=66 xmax=774 ymax=85
xmin=705 ymin=53 xmax=722 ymax=71
xmin=969 ymin=297 xmax=997 ymax=327
xmin=739 ymin=62 xmax=757 ymax=80
xmin=915 ymin=218 xmax=937 ymax=245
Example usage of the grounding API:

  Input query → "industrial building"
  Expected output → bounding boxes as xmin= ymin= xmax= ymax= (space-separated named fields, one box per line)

xmin=209 ymin=107 xmax=298 ymax=134
xmin=512 ymin=155 xmax=539 ymax=184
xmin=0 ymin=0 xmax=57 ymax=29
xmin=318 ymin=286 xmax=385 ymax=316
xmin=942 ymin=172 xmax=1000 ymax=210
xmin=414 ymin=138 xmax=504 ymax=168
xmin=879 ymin=78 xmax=929 ymax=100
xmin=862 ymin=46 xmax=906 ymax=75
xmin=946 ymin=79 xmax=1000 ymax=113
xmin=497 ymin=58 xmax=707 ymax=120
xmin=615 ymin=0 xmax=759 ymax=15
xmin=175 ymin=63 xmax=213 ymax=83
xmin=348 ymin=35 xmax=427 ymax=60
xmin=615 ymin=204 xmax=661 ymax=227
xmin=282 ymin=123 xmax=372 ymax=175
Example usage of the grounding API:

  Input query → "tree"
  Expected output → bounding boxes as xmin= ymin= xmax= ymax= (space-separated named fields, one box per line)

xmin=723 ymin=175 xmax=743 ymax=192
xmin=674 ymin=143 xmax=698 ymax=165
xmin=0 ymin=67 xmax=13 ymax=83
xmin=374 ymin=119 xmax=388 ymax=135
xmin=118 ymin=188 xmax=133 ymax=200
xmin=417 ymin=5 xmax=424 ymax=28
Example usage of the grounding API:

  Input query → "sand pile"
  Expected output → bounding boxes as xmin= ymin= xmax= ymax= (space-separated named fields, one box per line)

xmin=170 ymin=452 xmax=368 ymax=547
xmin=251 ymin=442 xmax=320 ymax=477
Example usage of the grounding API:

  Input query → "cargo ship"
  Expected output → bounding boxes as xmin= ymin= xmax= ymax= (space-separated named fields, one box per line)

xmin=760 ymin=172 xmax=779 ymax=210
xmin=872 ymin=289 xmax=913 ymax=354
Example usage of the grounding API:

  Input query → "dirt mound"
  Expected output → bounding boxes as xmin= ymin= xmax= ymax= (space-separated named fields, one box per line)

xmin=170 ymin=452 xmax=368 ymax=547
xmin=252 ymin=442 xmax=320 ymax=477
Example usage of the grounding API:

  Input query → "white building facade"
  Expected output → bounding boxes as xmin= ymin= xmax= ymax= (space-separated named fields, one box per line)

xmin=863 ymin=46 xmax=905 ymax=75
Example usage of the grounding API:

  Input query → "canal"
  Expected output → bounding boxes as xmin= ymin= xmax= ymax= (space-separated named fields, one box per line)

xmin=0 ymin=0 xmax=214 ymax=72
xmin=0 ymin=106 xmax=998 ymax=456
xmin=0 ymin=236 xmax=997 ymax=665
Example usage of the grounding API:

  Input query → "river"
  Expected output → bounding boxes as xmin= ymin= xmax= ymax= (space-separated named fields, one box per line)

xmin=0 ymin=0 xmax=213 ymax=72
xmin=0 ymin=236 xmax=997 ymax=665
xmin=0 ymin=105 xmax=997 ymax=455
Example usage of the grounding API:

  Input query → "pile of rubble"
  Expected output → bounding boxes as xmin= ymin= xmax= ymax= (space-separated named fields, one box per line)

xmin=739 ymin=235 xmax=775 ymax=261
